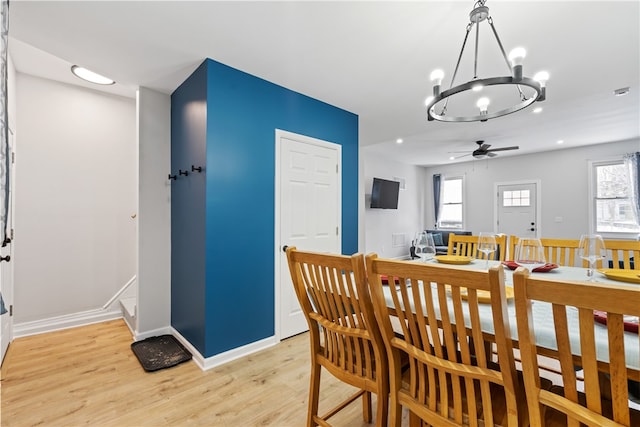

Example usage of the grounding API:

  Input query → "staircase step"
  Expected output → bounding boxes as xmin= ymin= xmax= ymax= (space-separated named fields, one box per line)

xmin=120 ymin=297 xmax=136 ymax=318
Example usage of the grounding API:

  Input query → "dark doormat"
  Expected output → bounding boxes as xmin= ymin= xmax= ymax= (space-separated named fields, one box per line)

xmin=131 ymin=335 xmax=192 ymax=372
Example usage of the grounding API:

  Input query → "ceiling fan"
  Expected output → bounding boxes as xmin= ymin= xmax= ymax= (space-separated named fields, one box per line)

xmin=451 ymin=140 xmax=520 ymax=159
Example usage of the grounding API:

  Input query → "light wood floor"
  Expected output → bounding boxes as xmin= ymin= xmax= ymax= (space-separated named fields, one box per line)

xmin=1 ymin=319 xmax=407 ymax=426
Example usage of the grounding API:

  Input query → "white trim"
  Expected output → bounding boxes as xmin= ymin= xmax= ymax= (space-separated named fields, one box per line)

xmin=494 ymin=179 xmax=542 ymax=237
xmin=274 ymin=129 xmax=342 ymax=341
xmin=102 ymin=275 xmax=136 ymax=310
xmin=13 ymin=308 xmax=123 ymax=338
xmin=170 ymin=327 xmax=278 ymax=371
xmin=134 ymin=326 xmax=172 ymax=341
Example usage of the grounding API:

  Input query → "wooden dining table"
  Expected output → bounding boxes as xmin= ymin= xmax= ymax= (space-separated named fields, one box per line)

xmin=381 ymin=259 xmax=640 ymax=381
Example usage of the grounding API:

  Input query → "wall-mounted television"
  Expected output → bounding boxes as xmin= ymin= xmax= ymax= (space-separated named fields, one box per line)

xmin=370 ymin=178 xmax=400 ymax=209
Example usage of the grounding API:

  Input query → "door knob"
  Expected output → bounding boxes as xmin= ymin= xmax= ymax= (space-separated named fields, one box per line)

xmin=0 ymin=255 xmax=10 ymax=262
xmin=530 ymin=228 xmax=535 ymax=231
xmin=282 ymin=245 xmax=289 ymax=253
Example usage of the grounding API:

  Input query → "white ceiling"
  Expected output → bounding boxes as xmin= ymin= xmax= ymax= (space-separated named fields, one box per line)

xmin=8 ymin=1 xmax=640 ymax=166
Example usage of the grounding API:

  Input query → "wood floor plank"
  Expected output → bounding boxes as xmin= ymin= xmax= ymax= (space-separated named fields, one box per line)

xmin=1 ymin=320 xmax=404 ymax=426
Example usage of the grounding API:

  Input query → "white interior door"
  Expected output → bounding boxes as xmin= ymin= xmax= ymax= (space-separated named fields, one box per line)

xmin=496 ymin=181 xmax=540 ymax=248
xmin=276 ymin=130 xmax=341 ymax=340
xmin=1 ymin=128 xmax=15 ymax=364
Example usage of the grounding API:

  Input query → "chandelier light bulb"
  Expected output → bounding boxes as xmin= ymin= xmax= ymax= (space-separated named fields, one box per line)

xmin=508 ymin=47 xmax=527 ymax=66
xmin=533 ymin=71 xmax=550 ymax=86
xmin=476 ymin=97 xmax=490 ymax=112
xmin=508 ymin=47 xmax=526 ymax=81
xmin=430 ymin=69 xmax=445 ymax=84
xmin=430 ymin=69 xmax=444 ymax=96
xmin=477 ymin=97 xmax=490 ymax=121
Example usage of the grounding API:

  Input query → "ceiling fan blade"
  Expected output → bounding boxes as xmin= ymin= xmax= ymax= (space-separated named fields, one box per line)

xmin=486 ymin=146 xmax=519 ymax=152
xmin=487 ymin=152 xmax=498 ymax=157
xmin=455 ymin=153 xmax=472 ymax=159
xmin=479 ymin=143 xmax=491 ymax=151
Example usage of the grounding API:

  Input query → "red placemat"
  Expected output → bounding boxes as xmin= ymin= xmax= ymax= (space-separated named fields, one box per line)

xmin=380 ymin=275 xmax=399 ymax=285
xmin=593 ymin=311 xmax=639 ymax=333
xmin=502 ymin=261 xmax=559 ymax=272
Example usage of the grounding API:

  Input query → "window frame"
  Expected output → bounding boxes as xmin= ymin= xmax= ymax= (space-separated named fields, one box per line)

xmin=437 ymin=175 xmax=465 ymax=230
xmin=588 ymin=158 xmax=640 ymax=238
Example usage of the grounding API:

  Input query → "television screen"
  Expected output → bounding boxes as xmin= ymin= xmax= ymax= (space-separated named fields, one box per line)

xmin=370 ymin=178 xmax=400 ymax=209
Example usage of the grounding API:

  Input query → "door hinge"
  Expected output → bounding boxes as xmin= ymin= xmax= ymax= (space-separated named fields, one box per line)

xmin=9 ymin=304 xmax=13 ymax=316
xmin=336 ymin=226 xmax=339 ymax=236
xmin=336 ymin=164 xmax=338 ymax=173
xmin=11 ymin=152 xmax=15 ymax=164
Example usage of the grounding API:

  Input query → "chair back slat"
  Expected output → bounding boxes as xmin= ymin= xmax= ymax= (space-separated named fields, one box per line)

xmin=447 ymin=233 xmax=508 ymax=261
xmin=603 ymin=239 xmax=640 ymax=270
xmin=367 ymin=256 xmax=522 ymax=426
xmin=514 ymin=269 xmax=640 ymax=426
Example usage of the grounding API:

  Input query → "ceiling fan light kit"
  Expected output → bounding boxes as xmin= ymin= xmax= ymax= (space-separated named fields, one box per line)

xmin=425 ymin=0 xmax=548 ymax=123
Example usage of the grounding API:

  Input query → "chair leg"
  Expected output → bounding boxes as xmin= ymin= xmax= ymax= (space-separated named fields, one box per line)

xmin=375 ymin=389 xmax=389 ymax=427
xmin=362 ymin=390 xmax=372 ymax=423
xmin=307 ymin=361 xmax=321 ymax=427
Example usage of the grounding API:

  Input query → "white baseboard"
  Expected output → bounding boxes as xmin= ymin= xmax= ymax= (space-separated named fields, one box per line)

xmin=13 ymin=308 xmax=123 ymax=338
xmin=134 ymin=326 xmax=172 ymax=341
xmin=170 ymin=327 xmax=278 ymax=371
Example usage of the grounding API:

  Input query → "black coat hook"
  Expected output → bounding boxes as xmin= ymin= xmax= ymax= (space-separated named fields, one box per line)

xmin=179 ymin=169 xmax=189 ymax=177
xmin=191 ymin=165 xmax=203 ymax=173
xmin=168 ymin=173 xmax=177 ymax=180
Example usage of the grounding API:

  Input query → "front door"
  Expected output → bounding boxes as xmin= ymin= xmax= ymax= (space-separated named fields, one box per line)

xmin=276 ymin=130 xmax=341 ymax=340
xmin=496 ymin=181 xmax=540 ymax=250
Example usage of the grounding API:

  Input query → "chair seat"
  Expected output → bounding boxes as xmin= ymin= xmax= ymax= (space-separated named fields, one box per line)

xmin=542 ymin=385 xmax=640 ymax=426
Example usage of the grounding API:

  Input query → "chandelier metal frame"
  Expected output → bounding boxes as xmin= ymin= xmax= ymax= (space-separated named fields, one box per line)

xmin=425 ymin=0 xmax=547 ymax=123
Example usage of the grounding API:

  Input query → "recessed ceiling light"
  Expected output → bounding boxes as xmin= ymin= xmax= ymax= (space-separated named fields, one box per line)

xmin=449 ymin=156 xmax=455 ymax=160
xmin=613 ymin=87 xmax=630 ymax=96
xmin=557 ymin=139 xmax=564 ymax=144
xmin=71 ymin=65 xmax=115 ymax=85
xmin=396 ymin=138 xmax=403 ymax=144
xmin=532 ymin=107 xmax=543 ymax=113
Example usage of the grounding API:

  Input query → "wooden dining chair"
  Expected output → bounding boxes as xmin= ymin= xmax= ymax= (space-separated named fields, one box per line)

xmin=447 ymin=233 xmax=508 ymax=261
xmin=540 ymin=238 xmax=580 ymax=267
xmin=509 ymin=236 xmax=580 ymax=267
xmin=602 ymin=239 xmax=639 ymax=270
xmin=286 ymin=247 xmax=389 ymax=427
xmin=513 ymin=268 xmax=640 ymax=426
xmin=366 ymin=255 xmax=527 ymax=426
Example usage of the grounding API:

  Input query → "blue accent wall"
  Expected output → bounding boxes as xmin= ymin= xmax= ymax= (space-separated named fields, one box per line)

xmin=172 ymin=58 xmax=358 ymax=357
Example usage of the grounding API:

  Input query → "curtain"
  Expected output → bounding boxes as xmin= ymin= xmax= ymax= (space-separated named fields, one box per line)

xmin=433 ymin=174 xmax=441 ymax=228
xmin=624 ymin=151 xmax=640 ymax=228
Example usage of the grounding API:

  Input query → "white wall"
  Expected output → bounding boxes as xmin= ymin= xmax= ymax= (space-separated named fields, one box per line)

xmin=423 ymin=139 xmax=639 ymax=239
xmin=14 ymin=73 xmax=136 ymax=324
xmin=136 ymin=87 xmax=171 ymax=337
xmin=363 ymin=150 xmax=426 ymax=258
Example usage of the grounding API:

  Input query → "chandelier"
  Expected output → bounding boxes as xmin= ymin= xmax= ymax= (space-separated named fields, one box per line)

xmin=425 ymin=0 xmax=548 ymax=123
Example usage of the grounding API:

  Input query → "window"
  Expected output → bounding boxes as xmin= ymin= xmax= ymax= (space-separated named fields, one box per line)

xmin=592 ymin=160 xmax=639 ymax=233
xmin=503 ymin=190 xmax=530 ymax=207
xmin=438 ymin=176 xmax=463 ymax=229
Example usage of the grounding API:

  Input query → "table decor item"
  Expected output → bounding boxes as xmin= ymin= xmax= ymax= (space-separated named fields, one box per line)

xmin=597 ymin=269 xmax=640 ymax=284
xmin=578 ymin=234 xmax=606 ymax=281
xmin=513 ymin=238 xmax=546 ymax=272
xmin=434 ymin=255 xmax=473 ymax=265
xmin=502 ymin=261 xmax=558 ymax=272
xmin=414 ymin=231 xmax=436 ymax=262
xmin=477 ymin=232 xmax=497 ymax=268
